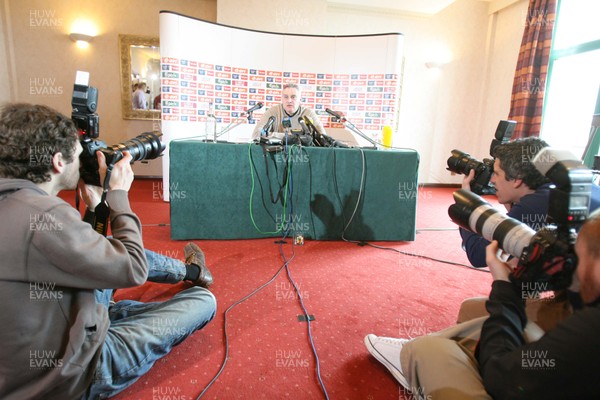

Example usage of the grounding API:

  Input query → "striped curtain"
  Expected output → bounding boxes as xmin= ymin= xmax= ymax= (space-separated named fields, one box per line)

xmin=508 ymin=0 xmax=557 ymax=139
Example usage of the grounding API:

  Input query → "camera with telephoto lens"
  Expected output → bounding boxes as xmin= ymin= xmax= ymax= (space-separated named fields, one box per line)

xmin=447 ymin=120 xmax=516 ymax=195
xmin=71 ymin=71 xmax=165 ymax=186
xmin=448 ymin=148 xmax=594 ymax=291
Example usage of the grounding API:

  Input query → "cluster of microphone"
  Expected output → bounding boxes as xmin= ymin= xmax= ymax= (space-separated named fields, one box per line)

xmin=245 ymin=102 xmax=349 ymax=147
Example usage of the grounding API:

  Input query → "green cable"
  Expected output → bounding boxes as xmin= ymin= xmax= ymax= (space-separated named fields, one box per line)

xmin=248 ymin=143 xmax=294 ymax=234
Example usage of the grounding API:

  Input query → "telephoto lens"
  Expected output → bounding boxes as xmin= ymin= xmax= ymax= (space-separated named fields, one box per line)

xmin=110 ymin=132 xmax=165 ymax=162
xmin=448 ymin=189 xmax=536 ymax=259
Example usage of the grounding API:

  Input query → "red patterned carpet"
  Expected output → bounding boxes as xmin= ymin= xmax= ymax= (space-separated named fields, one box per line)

xmin=61 ymin=180 xmax=494 ymax=400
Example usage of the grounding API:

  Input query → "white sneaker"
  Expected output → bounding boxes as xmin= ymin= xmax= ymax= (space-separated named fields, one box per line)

xmin=364 ymin=334 xmax=411 ymax=389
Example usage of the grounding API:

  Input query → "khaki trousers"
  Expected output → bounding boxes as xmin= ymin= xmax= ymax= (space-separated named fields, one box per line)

xmin=398 ymin=294 xmax=571 ymax=400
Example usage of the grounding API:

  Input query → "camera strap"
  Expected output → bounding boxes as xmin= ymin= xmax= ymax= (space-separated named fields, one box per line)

xmin=76 ymin=164 xmax=113 ymax=236
xmin=91 ymin=163 xmax=115 ymax=236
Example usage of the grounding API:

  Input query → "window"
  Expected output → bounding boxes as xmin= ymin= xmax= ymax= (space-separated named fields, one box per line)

xmin=541 ymin=0 xmax=600 ymax=161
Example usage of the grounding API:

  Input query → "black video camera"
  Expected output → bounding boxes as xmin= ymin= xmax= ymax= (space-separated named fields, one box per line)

xmin=446 ymin=120 xmax=516 ymax=195
xmin=71 ymin=71 xmax=165 ymax=186
xmin=448 ymin=148 xmax=594 ymax=291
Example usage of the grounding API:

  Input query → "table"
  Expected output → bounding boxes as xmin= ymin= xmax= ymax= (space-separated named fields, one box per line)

xmin=169 ymin=141 xmax=419 ymax=241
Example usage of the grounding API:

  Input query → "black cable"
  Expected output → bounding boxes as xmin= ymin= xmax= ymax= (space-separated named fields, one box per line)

xmin=362 ymin=241 xmax=490 ymax=272
xmin=196 ymin=143 xmax=330 ymax=400
xmin=249 ymin=144 xmax=278 ymax=224
xmin=329 ymin=148 xmax=488 ymax=272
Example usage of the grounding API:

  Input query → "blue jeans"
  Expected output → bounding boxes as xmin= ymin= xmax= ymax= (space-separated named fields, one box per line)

xmin=86 ymin=250 xmax=217 ymax=399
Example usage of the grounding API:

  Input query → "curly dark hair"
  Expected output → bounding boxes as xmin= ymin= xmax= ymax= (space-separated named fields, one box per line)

xmin=0 ymin=103 xmax=78 ymax=184
xmin=492 ymin=137 xmax=551 ymax=189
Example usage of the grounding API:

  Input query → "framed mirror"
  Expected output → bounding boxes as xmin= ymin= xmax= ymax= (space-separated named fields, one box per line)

xmin=119 ymin=34 xmax=161 ymax=120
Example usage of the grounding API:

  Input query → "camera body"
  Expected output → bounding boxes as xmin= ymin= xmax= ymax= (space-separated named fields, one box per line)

xmin=447 ymin=120 xmax=516 ymax=195
xmin=71 ymin=71 xmax=165 ymax=186
xmin=449 ymin=148 xmax=594 ymax=290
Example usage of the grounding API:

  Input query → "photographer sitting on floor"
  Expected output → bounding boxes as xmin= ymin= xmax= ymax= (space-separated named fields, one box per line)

xmin=0 ymin=103 xmax=216 ymax=400
xmin=460 ymin=137 xmax=552 ymax=269
xmin=457 ymin=137 xmax=600 ymax=330
xmin=365 ymin=208 xmax=600 ymax=399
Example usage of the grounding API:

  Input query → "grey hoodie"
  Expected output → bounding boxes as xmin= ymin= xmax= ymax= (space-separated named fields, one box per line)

xmin=0 ymin=178 xmax=147 ymax=399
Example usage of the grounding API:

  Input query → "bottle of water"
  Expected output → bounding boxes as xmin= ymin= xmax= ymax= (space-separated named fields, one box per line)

xmin=205 ymin=102 xmax=217 ymax=142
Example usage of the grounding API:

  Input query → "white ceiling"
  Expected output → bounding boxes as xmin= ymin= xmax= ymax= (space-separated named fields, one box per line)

xmin=328 ymin=0 xmax=489 ymax=16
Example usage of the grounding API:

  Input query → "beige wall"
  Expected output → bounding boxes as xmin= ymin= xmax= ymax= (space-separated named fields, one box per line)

xmin=218 ymin=0 xmax=527 ymax=183
xmin=0 ymin=0 xmax=216 ymax=176
xmin=1 ymin=0 xmax=526 ymax=182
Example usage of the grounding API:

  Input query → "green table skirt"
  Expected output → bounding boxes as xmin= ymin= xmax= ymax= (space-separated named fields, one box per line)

xmin=169 ymin=141 xmax=419 ymax=241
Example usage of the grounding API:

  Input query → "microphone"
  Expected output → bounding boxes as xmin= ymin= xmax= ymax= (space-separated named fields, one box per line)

xmin=261 ymin=116 xmax=276 ymax=136
xmin=302 ymin=116 xmax=318 ymax=133
xmin=298 ymin=117 xmax=310 ymax=135
xmin=325 ymin=108 xmax=346 ymax=122
xmin=245 ymin=102 xmax=264 ymax=114
xmin=282 ymin=117 xmax=292 ymax=130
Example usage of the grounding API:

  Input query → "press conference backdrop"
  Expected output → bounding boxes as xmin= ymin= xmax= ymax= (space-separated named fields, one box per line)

xmin=159 ymin=11 xmax=404 ymax=200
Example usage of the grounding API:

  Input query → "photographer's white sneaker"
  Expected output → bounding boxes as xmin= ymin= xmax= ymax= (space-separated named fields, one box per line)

xmin=364 ymin=334 xmax=411 ymax=390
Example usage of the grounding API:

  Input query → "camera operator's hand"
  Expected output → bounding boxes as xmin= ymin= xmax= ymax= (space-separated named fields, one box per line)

xmin=486 ymin=240 xmax=512 ymax=282
xmin=461 ymin=169 xmax=476 ymax=191
xmin=79 ymin=183 xmax=103 ymax=210
xmin=97 ymin=151 xmax=134 ymax=192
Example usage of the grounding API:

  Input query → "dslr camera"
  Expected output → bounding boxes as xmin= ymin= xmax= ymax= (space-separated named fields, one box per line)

xmin=71 ymin=71 xmax=165 ymax=186
xmin=447 ymin=120 xmax=516 ymax=195
xmin=449 ymin=148 xmax=594 ymax=290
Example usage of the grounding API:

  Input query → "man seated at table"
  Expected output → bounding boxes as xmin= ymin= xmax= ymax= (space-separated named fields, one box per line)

xmin=251 ymin=82 xmax=327 ymax=141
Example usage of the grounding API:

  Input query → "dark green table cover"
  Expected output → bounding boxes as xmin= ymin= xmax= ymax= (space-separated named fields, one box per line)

xmin=169 ymin=141 xmax=419 ymax=241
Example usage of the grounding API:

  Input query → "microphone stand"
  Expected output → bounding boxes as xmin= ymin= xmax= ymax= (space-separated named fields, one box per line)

xmin=332 ymin=116 xmax=378 ymax=149
xmin=214 ymin=112 xmax=254 ymax=140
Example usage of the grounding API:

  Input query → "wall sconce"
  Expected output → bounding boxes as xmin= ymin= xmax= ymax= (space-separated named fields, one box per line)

xmin=70 ymin=32 xmax=94 ymax=49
